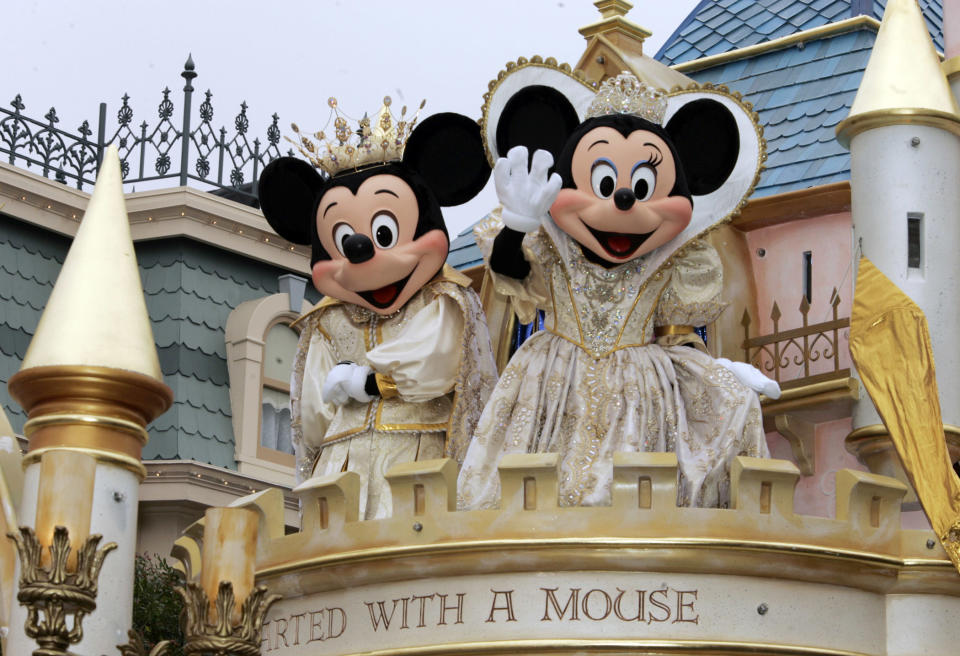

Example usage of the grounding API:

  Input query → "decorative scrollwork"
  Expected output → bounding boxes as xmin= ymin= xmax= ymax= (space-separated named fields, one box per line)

xmin=178 ymin=580 xmax=279 ymax=656
xmin=2 ymin=59 xmax=286 ymax=196
xmin=116 ymin=629 xmax=173 ymax=656
xmin=8 ymin=525 xmax=116 ymax=656
xmin=742 ymin=289 xmax=850 ymax=389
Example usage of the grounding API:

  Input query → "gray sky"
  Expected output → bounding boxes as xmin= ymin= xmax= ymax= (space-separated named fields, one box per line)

xmin=2 ymin=0 xmax=700 ymax=236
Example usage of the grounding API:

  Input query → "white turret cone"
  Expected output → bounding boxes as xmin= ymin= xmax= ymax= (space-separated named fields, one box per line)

xmin=19 ymin=146 xmax=163 ymax=381
xmin=838 ymin=0 xmax=960 ymax=144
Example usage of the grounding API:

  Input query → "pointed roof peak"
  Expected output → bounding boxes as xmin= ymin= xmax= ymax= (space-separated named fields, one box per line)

xmin=837 ymin=0 xmax=960 ymax=146
xmin=19 ymin=146 xmax=163 ymax=381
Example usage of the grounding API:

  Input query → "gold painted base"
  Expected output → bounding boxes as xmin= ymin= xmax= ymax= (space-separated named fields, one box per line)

xmin=178 ymin=580 xmax=280 ymax=656
xmin=845 ymin=424 xmax=960 ymax=509
xmin=8 ymin=525 xmax=115 ymax=656
xmin=7 ymin=365 xmax=172 ymax=476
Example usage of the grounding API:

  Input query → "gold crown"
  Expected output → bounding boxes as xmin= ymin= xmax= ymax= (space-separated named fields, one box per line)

xmin=286 ymin=96 xmax=426 ymax=177
xmin=585 ymin=72 xmax=667 ymax=124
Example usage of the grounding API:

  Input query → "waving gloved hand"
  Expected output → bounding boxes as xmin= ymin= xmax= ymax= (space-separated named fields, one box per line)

xmin=494 ymin=146 xmax=562 ymax=233
xmin=322 ymin=362 xmax=374 ymax=406
xmin=715 ymin=358 xmax=781 ymax=399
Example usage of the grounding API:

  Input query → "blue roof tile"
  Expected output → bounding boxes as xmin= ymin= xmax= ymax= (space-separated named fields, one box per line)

xmin=656 ymin=0 xmax=943 ymax=66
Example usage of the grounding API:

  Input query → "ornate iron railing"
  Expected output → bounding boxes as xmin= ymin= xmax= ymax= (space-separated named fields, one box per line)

xmin=0 ymin=55 xmax=290 ymax=203
xmin=741 ymin=289 xmax=850 ymax=390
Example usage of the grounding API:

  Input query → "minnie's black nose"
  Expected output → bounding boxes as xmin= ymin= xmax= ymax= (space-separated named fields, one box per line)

xmin=613 ymin=188 xmax=636 ymax=211
xmin=343 ymin=234 xmax=375 ymax=263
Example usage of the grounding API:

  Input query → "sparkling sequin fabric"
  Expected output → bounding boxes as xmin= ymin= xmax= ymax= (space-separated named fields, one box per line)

xmin=458 ymin=216 xmax=767 ymax=509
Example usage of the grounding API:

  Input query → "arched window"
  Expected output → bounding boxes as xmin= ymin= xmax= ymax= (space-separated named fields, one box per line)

xmin=260 ymin=321 xmax=298 ymax=457
xmin=226 ymin=291 xmax=310 ymax=485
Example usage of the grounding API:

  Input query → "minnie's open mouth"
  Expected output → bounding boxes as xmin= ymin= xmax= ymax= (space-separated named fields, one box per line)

xmin=586 ymin=225 xmax=655 ymax=259
xmin=357 ymin=273 xmax=413 ymax=309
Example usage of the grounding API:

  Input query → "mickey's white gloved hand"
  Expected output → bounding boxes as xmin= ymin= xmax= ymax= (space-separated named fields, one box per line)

xmin=715 ymin=357 xmax=781 ymax=400
xmin=494 ymin=146 xmax=563 ymax=233
xmin=322 ymin=363 xmax=374 ymax=405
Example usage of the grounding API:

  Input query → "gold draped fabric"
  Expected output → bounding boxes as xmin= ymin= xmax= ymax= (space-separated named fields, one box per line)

xmin=457 ymin=216 xmax=767 ymax=509
xmin=849 ymin=257 xmax=960 ymax=570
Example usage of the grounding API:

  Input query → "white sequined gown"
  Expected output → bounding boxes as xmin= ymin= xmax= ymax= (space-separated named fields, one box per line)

xmin=458 ymin=217 xmax=767 ymax=509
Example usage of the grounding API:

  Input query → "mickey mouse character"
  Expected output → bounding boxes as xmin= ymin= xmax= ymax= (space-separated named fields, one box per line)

xmin=260 ymin=100 xmax=497 ymax=519
xmin=458 ymin=71 xmax=777 ymax=510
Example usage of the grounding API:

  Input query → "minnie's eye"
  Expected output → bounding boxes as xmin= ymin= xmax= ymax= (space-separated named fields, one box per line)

xmin=631 ymin=164 xmax=657 ymax=202
xmin=590 ymin=160 xmax=617 ymax=199
xmin=371 ymin=213 xmax=399 ymax=249
xmin=333 ymin=223 xmax=355 ymax=256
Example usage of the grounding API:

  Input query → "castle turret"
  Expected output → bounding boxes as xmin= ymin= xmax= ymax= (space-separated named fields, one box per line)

xmin=5 ymin=147 xmax=173 ymax=656
xmin=837 ymin=0 xmax=960 ymax=499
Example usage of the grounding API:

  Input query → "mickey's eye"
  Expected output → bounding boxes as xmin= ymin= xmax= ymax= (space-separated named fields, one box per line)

xmin=590 ymin=159 xmax=617 ymax=199
xmin=631 ymin=164 xmax=657 ymax=202
xmin=333 ymin=223 xmax=355 ymax=257
xmin=371 ymin=213 xmax=399 ymax=249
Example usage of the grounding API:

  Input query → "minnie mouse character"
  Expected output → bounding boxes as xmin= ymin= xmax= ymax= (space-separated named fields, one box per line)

xmin=458 ymin=70 xmax=777 ymax=509
xmin=260 ymin=98 xmax=497 ymax=518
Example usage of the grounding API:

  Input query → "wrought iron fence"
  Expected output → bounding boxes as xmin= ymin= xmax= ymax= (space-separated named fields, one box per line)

xmin=0 ymin=55 xmax=290 ymax=203
xmin=741 ymin=289 xmax=850 ymax=390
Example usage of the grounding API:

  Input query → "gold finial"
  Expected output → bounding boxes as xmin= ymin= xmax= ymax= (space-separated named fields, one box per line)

xmin=595 ymin=0 xmax=632 ymax=19
xmin=19 ymin=146 xmax=163 ymax=380
xmin=836 ymin=0 xmax=960 ymax=146
xmin=579 ymin=0 xmax=651 ymax=47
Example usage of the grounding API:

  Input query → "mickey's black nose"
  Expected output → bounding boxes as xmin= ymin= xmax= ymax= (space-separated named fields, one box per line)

xmin=343 ymin=234 xmax=375 ymax=264
xmin=614 ymin=188 xmax=636 ymax=211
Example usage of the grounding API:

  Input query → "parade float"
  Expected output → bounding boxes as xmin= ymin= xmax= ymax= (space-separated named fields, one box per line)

xmin=2 ymin=1 xmax=960 ymax=655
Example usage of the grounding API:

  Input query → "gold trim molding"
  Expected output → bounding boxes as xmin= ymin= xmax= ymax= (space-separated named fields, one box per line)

xmin=339 ymin=638 xmax=870 ymax=656
xmin=8 ymin=365 xmax=171 ymax=478
xmin=836 ymin=108 xmax=960 ymax=146
xmin=672 ymin=16 xmax=881 ymax=73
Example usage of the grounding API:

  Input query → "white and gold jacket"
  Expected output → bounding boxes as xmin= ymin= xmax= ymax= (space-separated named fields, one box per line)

xmin=289 ymin=265 xmax=497 ymax=481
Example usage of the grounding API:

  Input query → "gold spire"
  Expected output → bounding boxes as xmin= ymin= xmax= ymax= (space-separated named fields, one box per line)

xmin=837 ymin=0 xmax=960 ymax=146
xmin=579 ymin=0 xmax=652 ymax=49
xmin=19 ymin=146 xmax=162 ymax=381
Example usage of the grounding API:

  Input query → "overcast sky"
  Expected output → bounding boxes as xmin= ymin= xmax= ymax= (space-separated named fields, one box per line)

xmin=2 ymin=0 xmax=700 ymax=236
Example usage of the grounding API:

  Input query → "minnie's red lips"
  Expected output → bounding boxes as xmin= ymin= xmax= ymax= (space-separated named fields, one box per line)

xmin=586 ymin=224 xmax=655 ymax=259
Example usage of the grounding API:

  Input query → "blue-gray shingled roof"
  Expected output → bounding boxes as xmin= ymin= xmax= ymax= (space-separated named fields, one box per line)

xmin=0 ymin=213 xmax=319 ymax=470
xmin=656 ymin=0 xmax=943 ymax=65
xmin=654 ymin=0 xmax=943 ymax=198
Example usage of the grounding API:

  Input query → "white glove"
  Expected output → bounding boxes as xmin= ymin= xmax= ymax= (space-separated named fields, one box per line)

xmin=715 ymin=357 xmax=781 ymax=400
xmin=321 ymin=363 xmax=374 ymax=406
xmin=494 ymin=145 xmax=563 ymax=233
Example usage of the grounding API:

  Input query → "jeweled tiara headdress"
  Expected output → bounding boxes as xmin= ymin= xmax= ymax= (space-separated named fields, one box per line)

xmin=585 ymin=72 xmax=667 ymax=125
xmin=286 ymin=96 xmax=426 ymax=177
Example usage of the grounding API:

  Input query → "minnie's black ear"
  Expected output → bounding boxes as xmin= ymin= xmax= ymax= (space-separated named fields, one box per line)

xmin=403 ymin=113 xmax=491 ymax=207
xmin=258 ymin=157 xmax=324 ymax=244
xmin=665 ymin=98 xmax=739 ymax=197
xmin=496 ymin=85 xmax=580 ymax=165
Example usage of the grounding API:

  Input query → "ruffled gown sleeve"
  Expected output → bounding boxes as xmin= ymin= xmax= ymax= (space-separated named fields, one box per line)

xmin=654 ymin=239 xmax=726 ymax=349
xmin=474 ymin=211 xmax=551 ymax=325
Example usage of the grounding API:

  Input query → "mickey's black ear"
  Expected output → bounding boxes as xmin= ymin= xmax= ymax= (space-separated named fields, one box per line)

xmin=403 ymin=113 xmax=491 ymax=207
xmin=258 ymin=157 xmax=324 ymax=244
xmin=665 ymin=98 xmax=739 ymax=197
xmin=496 ymin=85 xmax=580 ymax=165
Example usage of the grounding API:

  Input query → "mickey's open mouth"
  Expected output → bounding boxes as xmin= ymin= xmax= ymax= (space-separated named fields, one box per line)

xmin=586 ymin=225 xmax=655 ymax=259
xmin=357 ymin=273 xmax=413 ymax=309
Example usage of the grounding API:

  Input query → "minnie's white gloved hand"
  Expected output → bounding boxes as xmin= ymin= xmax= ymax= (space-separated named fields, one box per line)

xmin=715 ymin=357 xmax=781 ymax=399
xmin=494 ymin=146 xmax=562 ymax=233
xmin=322 ymin=363 xmax=374 ymax=405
